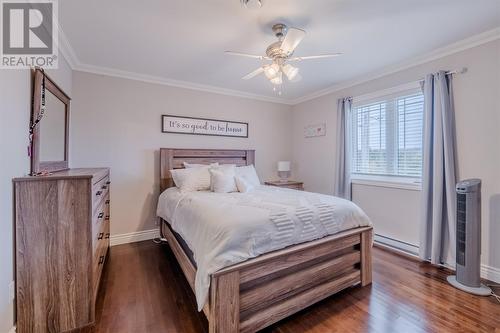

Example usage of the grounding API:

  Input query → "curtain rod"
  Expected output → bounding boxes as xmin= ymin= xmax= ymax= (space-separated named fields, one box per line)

xmin=419 ymin=67 xmax=468 ymax=81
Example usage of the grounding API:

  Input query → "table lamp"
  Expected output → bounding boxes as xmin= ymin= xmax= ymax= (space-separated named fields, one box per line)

xmin=277 ymin=161 xmax=291 ymax=182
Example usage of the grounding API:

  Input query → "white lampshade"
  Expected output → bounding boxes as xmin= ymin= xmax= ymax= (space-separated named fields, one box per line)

xmin=282 ymin=64 xmax=299 ymax=81
xmin=277 ymin=161 xmax=291 ymax=172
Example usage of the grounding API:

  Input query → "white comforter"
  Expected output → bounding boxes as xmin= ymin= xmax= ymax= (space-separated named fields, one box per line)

xmin=156 ymin=185 xmax=371 ymax=311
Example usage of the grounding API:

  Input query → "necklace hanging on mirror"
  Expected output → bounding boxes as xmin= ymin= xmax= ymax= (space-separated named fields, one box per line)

xmin=28 ymin=68 xmax=46 ymax=175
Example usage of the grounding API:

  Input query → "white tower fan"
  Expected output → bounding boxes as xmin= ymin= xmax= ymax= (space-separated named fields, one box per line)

xmin=447 ymin=179 xmax=491 ymax=296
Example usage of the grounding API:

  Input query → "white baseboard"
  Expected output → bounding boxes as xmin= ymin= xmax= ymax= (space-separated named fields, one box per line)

xmin=481 ymin=264 xmax=500 ymax=284
xmin=8 ymin=326 xmax=16 ymax=333
xmin=110 ymin=229 xmax=159 ymax=246
xmin=375 ymin=233 xmax=500 ymax=283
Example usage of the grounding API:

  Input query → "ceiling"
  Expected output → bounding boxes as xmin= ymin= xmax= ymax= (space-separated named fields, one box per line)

xmin=59 ymin=0 xmax=500 ymax=103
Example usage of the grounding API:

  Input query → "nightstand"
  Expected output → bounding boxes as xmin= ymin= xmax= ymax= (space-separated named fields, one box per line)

xmin=265 ymin=180 xmax=304 ymax=191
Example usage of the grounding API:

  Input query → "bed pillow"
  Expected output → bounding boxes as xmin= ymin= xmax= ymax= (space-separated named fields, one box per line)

xmin=235 ymin=176 xmax=254 ymax=193
xmin=209 ymin=168 xmax=238 ymax=193
xmin=170 ymin=167 xmax=211 ymax=191
xmin=235 ymin=165 xmax=261 ymax=186
xmin=208 ymin=164 xmax=236 ymax=191
xmin=172 ymin=163 xmax=218 ymax=191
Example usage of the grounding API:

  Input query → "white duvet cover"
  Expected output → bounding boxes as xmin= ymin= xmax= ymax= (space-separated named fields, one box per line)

xmin=156 ymin=185 xmax=371 ymax=311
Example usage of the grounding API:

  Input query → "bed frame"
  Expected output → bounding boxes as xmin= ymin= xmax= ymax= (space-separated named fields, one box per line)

xmin=159 ymin=148 xmax=373 ymax=333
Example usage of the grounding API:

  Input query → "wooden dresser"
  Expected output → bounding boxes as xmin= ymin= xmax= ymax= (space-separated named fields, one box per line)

xmin=13 ymin=168 xmax=111 ymax=333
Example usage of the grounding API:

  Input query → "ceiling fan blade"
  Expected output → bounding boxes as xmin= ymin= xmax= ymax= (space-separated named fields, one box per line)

xmin=242 ymin=67 xmax=264 ymax=80
xmin=280 ymin=27 xmax=306 ymax=55
xmin=225 ymin=51 xmax=268 ymax=60
xmin=288 ymin=53 xmax=343 ymax=61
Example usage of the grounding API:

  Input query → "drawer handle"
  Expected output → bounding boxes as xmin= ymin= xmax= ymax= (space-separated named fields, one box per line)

xmin=98 ymin=212 xmax=104 ymax=219
xmin=105 ymin=215 xmax=110 ymax=221
xmin=99 ymin=255 xmax=105 ymax=265
xmin=96 ymin=190 xmax=102 ymax=196
xmin=105 ymin=233 xmax=110 ymax=239
xmin=105 ymin=199 xmax=110 ymax=204
xmin=106 ymin=181 xmax=111 ymax=185
xmin=98 ymin=232 xmax=104 ymax=240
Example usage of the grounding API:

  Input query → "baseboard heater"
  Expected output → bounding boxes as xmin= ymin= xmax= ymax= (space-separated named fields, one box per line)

xmin=374 ymin=234 xmax=419 ymax=256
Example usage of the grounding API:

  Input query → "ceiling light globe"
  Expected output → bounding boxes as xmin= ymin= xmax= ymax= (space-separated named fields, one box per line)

xmin=282 ymin=64 xmax=299 ymax=81
xmin=240 ymin=0 xmax=263 ymax=9
xmin=270 ymin=72 xmax=283 ymax=85
xmin=264 ymin=63 xmax=280 ymax=79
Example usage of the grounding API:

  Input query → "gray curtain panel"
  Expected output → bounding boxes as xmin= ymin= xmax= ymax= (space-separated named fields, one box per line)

xmin=419 ymin=71 xmax=458 ymax=265
xmin=334 ymin=97 xmax=352 ymax=199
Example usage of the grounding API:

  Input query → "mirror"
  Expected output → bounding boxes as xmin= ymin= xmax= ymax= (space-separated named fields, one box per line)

xmin=39 ymin=90 xmax=66 ymax=161
xmin=31 ymin=69 xmax=70 ymax=174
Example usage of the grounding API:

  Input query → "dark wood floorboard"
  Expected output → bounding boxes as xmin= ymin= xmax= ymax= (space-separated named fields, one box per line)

xmin=84 ymin=241 xmax=500 ymax=333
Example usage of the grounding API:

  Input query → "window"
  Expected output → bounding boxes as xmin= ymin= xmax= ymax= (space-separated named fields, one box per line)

xmin=351 ymin=89 xmax=424 ymax=180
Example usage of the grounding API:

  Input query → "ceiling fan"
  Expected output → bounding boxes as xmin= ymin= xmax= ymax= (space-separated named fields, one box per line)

xmin=225 ymin=23 xmax=342 ymax=92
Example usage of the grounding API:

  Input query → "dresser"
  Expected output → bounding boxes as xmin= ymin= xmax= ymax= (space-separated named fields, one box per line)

xmin=13 ymin=168 xmax=111 ymax=333
xmin=264 ymin=180 xmax=304 ymax=190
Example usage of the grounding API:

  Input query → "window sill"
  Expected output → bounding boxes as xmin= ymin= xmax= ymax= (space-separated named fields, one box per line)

xmin=351 ymin=175 xmax=422 ymax=191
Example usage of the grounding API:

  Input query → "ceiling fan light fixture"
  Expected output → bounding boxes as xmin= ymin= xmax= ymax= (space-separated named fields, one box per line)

xmin=270 ymin=72 xmax=283 ymax=85
xmin=264 ymin=63 xmax=280 ymax=79
xmin=240 ymin=0 xmax=263 ymax=9
xmin=282 ymin=64 xmax=299 ymax=80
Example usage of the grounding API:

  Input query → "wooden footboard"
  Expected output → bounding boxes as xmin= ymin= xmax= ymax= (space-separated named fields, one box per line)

xmin=161 ymin=221 xmax=373 ymax=333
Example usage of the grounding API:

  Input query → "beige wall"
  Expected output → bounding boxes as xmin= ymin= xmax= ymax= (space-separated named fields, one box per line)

xmin=0 ymin=58 xmax=72 ymax=332
xmin=292 ymin=40 xmax=500 ymax=277
xmin=70 ymin=71 xmax=293 ymax=236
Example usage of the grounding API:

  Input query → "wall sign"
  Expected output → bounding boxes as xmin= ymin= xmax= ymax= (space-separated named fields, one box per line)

xmin=162 ymin=115 xmax=248 ymax=138
xmin=304 ymin=123 xmax=326 ymax=138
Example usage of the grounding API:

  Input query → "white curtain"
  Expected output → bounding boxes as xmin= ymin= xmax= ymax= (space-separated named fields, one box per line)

xmin=334 ymin=97 xmax=352 ymax=199
xmin=419 ymin=71 xmax=457 ymax=265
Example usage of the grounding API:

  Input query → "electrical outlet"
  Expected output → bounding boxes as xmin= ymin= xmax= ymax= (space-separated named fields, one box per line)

xmin=9 ymin=281 xmax=15 ymax=301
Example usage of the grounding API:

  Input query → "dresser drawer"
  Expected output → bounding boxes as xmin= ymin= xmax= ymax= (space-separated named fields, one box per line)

xmin=92 ymin=174 xmax=110 ymax=213
xmin=93 ymin=226 xmax=109 ymax=300
xmin=92 ymin=194 xmax=110 ymax=252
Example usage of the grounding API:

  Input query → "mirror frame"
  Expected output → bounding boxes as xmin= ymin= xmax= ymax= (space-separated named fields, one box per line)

xmin=31 ymin=68 xmax=71 ymax=174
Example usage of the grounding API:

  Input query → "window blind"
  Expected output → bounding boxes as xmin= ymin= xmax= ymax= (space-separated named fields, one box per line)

xmin=352 ymin=91 xmax=424 ymax=179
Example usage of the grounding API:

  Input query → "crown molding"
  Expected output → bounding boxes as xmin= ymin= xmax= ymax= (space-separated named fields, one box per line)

xmin=289 ymin=27 xmax=500 ymax=105
xmin=56 ymin=24 xmax=292 ymax=105
xmin=56 ymin=22 xmax=79 ymax=69
xmin=73 ymin=63 xmax=294 ymax=105
xmin=57 ymin=24 xmax=499 ymax=106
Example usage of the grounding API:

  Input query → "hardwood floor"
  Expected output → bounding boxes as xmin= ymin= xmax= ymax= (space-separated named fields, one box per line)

xmin=86 ymin=241 xmax=500 ymax=333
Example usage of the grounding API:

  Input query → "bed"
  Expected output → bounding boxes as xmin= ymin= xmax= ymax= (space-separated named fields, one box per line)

xmin=158 ymin=148 xmax=373 ymax=333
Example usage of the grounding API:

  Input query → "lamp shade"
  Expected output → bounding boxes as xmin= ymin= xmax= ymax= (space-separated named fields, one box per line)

xmin=277 ymin=161 xmax=291 ymax=172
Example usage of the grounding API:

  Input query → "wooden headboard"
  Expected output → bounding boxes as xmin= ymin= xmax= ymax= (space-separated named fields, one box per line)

xmin=159 ymin=148 xmax=255 ymax=192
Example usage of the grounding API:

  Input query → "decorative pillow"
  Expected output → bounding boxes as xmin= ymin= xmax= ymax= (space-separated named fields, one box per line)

xmin=170 ymin=167 xmax=211 ymax=191
xmin=235 ymin=176 xmax=254 ymax=193
xmin=208 ymin=164 xmax=236 ymax=191
xmin=209 ymin=168 xmax=238 ymax=193
xmin=235 ymin=165 xmax=261 ymax=187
